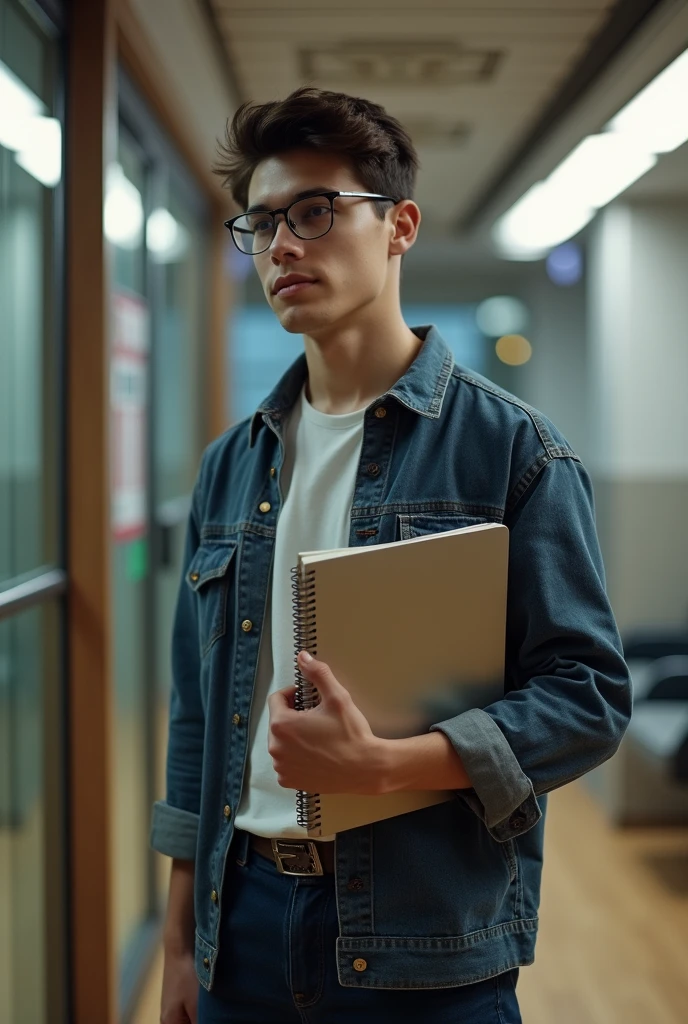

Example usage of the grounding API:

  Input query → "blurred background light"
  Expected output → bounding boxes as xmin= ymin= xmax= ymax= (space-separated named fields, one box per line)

xmin=104 ymin=163 xmax=144 ymax=249
xmin=0 ymin=59 xmax=61 ymax=187
xmin=495 ymin=334 xmax=533 ymax=365
xmin=146 ymin=207 xmax=189 ymax=263
xmin=14 ymin=116 xmax=62 ymax=187
xmin=476 ymin=296 xmax=529 ymax=337
xmin=608 ymin=47 xmax=688 ymax=153
xmin=0 ymin=58 xmax=43 ymax=146
xmin=546 ymin=242 xmax=583 ymax=286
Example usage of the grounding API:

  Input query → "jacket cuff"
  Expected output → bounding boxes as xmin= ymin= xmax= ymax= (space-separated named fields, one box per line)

xmin=429 ymin=707 xmax=542 ymax=843
xmin=150 ymin=800 xmax=199 ymax=860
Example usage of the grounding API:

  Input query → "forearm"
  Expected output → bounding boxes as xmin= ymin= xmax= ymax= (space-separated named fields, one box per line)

xmin=377 ymin=731 xmax=473 ymax=794
xmin=162 ymin=858 xmax=196 ymax=955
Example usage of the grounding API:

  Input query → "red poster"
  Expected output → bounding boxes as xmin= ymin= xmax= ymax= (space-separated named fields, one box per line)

xmin=111 ymin=291 xmax=149 ymax=542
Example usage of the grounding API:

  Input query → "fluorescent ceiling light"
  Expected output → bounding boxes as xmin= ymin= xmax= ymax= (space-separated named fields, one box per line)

xmin=104 ymin=163 xmax=144 ymax=248
xmin=493 ymin=182 xmax=595 ymax=259
xmin=608 ymin=47 xmax=688 ymax=153
xmin=494 ymin=138 xmax=653 ymax=258
xmin=494 ymin=46 xmax=688 ymax=260
xmin=546 ymin=134 xmax=656 ymax=209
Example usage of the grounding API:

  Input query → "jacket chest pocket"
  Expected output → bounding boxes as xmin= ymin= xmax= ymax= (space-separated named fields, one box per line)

xmin=186 ymin=541 xmax=238 ymax=657
xmin=396 ymin=511 xmax=497 ymax=540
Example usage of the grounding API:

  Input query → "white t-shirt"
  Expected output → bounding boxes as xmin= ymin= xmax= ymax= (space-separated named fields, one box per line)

xmin=234 ymin=383 xmax=368 ymax=840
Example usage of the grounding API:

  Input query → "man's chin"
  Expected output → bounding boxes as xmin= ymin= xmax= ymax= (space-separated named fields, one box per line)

xmin=276 ymin=304 xmax=333 ymax=336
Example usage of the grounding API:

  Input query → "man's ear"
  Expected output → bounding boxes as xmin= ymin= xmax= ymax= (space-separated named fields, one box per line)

xmin=389 ymin=200 xmax=421 ymax=257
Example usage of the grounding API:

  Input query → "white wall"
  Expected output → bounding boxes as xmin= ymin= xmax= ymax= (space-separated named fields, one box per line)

xmin=587 ymin=199 xmax=688 ymax=632
xmin=589 ymin=200 xmax=688 ymax=479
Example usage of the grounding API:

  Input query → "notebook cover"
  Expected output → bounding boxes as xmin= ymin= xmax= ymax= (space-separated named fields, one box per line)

xmin=295 ymin=523 xmax=509 ymax=836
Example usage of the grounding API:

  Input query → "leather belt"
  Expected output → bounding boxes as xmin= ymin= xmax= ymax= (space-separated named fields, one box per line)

xmin=248 ymin=832 xmax=335 ymax=876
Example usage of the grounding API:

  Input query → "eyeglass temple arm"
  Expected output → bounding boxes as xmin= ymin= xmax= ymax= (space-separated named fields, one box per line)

xmin=337 ymin=191 xmax=399 ymax=201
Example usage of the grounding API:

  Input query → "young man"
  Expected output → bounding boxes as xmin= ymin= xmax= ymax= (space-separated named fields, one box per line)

xmin=151 ymin=88 xmax=632 ymax=1024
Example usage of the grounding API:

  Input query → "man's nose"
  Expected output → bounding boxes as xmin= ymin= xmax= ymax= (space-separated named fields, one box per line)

xmin=270 ymin=214 xmax=305 ymax=263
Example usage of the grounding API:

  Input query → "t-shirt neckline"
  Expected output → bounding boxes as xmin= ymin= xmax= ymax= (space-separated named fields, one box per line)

xmin=299 ymin=384 xmax=368 ymax=430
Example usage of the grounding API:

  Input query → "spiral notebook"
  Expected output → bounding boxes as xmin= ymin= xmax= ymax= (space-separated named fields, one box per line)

xmin=290 ymin=522 xmax=509 ymax=837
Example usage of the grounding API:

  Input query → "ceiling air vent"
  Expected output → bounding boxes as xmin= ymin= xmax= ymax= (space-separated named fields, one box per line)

xmin=300 ymin=41 xmax=501 ymax=87
xmin=401 ymin=117 xmax=471 ymax=146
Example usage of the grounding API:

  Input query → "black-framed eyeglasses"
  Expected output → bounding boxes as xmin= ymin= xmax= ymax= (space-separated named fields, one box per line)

xmin=223 ymin=191 xmax=399 ymax=255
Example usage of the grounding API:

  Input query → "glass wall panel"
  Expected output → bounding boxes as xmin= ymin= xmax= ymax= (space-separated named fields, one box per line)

xmin=110 ymin=77 xmax=210 ymax=1003
xmin=0 ymin=3 xmax=66 ymax=1021
xmin=152 ymin=177 xmax=207 ymax=906
xmin=0 ymin=601 xmax=62 ymax=1024
xmin=109 ymin=130 xmax=151 ymax=966
xmin=0 ymin=0 xmax=61 ymax=583
xmin=154 ymin=182 xmax=205 ymax=501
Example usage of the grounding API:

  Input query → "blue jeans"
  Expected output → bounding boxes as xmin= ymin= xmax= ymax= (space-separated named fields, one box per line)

xmin=197 ymin=829 xmax=523 ymax=1023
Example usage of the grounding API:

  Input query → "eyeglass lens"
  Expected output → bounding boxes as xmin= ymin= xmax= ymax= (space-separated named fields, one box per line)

xmin=231 ymin=196 xmax=334 ymax=254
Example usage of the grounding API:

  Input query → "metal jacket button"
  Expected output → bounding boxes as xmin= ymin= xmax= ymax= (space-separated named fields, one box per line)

xmin=353 ymin=958 xmax=368 ymax=972
xmin=210 ymin=889 xmax=218 ymax=902
xmin=241 ymin=619 xmax=253 ymax=632
xmin=223 ymin=804 xmax=232 ymax=818
xmin=374 ymin=406 xmax=387 ymax=418
xmin=259 ymin=501 xmax=271 ymax=513
xmin=367 ymin=463 xmax=380 ymax=476
xmin=232 ymin=713 xmax=241 ymax=725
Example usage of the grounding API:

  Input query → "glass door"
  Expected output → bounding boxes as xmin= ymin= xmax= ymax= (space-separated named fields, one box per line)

xmin=0 ymin=1 xmax=68 ymax=1022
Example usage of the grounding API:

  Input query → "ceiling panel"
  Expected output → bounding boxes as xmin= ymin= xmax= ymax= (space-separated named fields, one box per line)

xmin=207 ymin=0 xmax=616 ymax=224
xmin=217 ymin=1 xmax=610 ymax=12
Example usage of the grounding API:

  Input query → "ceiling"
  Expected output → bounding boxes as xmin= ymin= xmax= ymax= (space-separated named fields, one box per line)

xmin=624 ymin=139 xmax=688 ymax=199
xmin=206 ymin=0 xmax=618 ymax=232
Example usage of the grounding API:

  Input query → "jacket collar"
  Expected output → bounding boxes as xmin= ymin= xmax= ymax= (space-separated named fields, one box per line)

xmin=248 ymin=324 xmax=454 ymax=448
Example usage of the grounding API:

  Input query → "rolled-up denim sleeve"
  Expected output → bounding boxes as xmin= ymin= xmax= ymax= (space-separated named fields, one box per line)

xmin=430 ymin=455 xmax=632 ymax=843
xmin=150 ymin=458 xmax=206 ymax=860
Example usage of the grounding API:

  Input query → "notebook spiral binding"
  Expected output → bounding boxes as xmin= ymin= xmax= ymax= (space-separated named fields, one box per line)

xmin=290 ymin=563 xmax=322 ymax=832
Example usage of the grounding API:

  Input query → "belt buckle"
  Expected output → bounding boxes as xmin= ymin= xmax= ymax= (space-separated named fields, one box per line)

xmin=271 ymin=838 xmax=324 ymax=876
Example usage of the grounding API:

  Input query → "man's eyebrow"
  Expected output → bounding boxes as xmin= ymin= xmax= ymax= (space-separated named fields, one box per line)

xmin=246 ymin=186 xmax=335 ymax=214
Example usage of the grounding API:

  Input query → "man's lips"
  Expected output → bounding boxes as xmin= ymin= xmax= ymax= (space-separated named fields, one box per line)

xmin=272 ymin=275 xmax=318 ymax=297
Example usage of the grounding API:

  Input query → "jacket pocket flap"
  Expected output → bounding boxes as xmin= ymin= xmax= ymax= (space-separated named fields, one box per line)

xmin=186 ymin=542 xmax=237 ymax=592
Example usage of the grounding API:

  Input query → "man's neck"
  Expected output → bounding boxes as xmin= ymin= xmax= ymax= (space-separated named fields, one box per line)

xmin=302 ymin=311 xmax=422 ymax=416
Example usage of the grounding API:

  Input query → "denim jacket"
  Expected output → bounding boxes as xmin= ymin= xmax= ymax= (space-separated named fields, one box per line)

xmin=150 ymin=325 xmax=632 ymax=992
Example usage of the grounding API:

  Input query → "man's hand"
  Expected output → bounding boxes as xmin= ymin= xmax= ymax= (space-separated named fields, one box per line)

xmin=267 ymin=650 xmax=388 ymax=795
xmin=160 ymin=947 xmax=198 ymax=1024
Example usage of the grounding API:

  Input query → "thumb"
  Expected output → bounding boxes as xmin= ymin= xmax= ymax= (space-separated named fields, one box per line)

xmin=297 ymin=650 xmax=342 ymax=697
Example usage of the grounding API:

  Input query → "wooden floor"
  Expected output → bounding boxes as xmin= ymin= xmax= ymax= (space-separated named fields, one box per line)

xmin=133 ymin=781 xmax=688 ymax=1024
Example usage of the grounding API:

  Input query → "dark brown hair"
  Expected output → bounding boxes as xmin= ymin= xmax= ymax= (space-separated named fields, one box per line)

xmin=213 ymin=87 xmax=419 ymax=214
